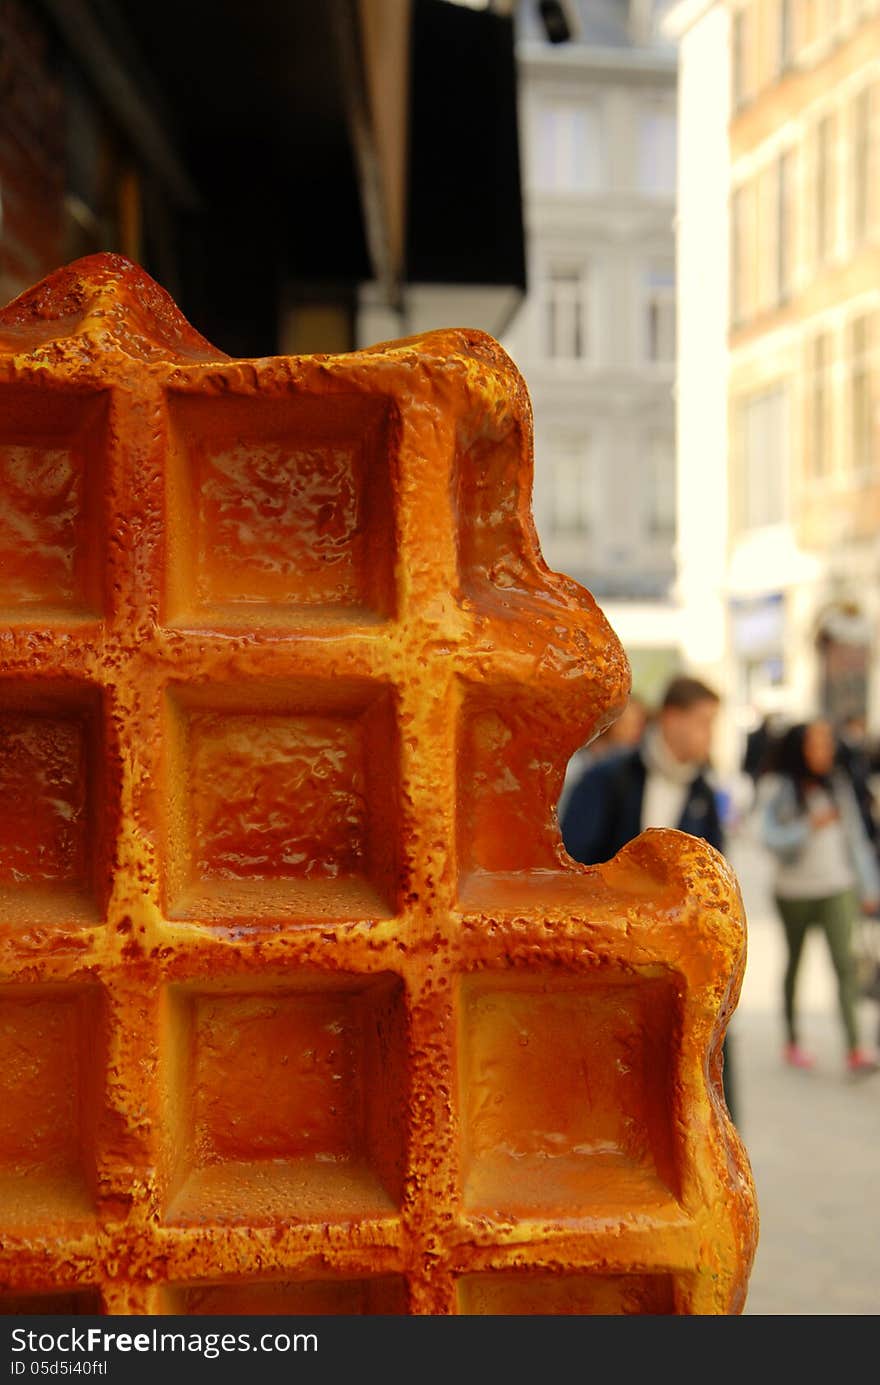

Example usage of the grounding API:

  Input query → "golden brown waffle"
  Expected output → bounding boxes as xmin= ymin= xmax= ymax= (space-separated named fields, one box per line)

xmin=0 ymin=254 xmax=756 ymax=1315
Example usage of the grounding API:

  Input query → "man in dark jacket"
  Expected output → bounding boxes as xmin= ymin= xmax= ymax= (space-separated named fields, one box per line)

xmin=560 ymin=674 xmax=737 ymax=1120
xmin=835 ymin=713 xmax=879 ymax=852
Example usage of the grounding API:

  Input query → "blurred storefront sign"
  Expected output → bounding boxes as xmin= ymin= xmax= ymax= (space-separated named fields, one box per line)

xmin=729 ymin=592 xmax=786 ymax=716
xmin=729 ymin=592 xmax=785 ymax=656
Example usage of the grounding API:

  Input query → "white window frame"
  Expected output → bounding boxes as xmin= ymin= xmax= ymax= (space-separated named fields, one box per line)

xmin=849 ymin=313 xmax=873 ymax=477
xmin=806 ymin=330 xmax=833 ymax=482
xmin=730 ymin=182 xmax=751 ymax=327
xmin=545 ymin=430 xmax=595 ymax=540
xmin=851 ymin=83 xmax=871 ymax=248
xmin=732 ymin=5 xmax=749 ymax=112
xmin=642 ymin=430 xmax=677 ymax=543
xmin=778 ymin=0 xmax=794 ymax=73
xmin=542 ymin=261 xmax=592 ymax=364
xmin=778 ymin=149 xmax=794 ymax=303
xmin=734 ymin=387 xmax=790 ymax=532
xmin=815 ymin=112 xmax=836 ymax=265
xmin=530 ymin=97 xmax=602 ymax=194
xmin=637 ymin=102 xmax=677 ymax=199
xmin=643 ymin=263 xmax=676 ymax=365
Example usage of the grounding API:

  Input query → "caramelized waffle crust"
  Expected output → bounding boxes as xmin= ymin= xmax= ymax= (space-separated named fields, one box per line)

xmin=0 ymin=254 xmax=757 ymax=1315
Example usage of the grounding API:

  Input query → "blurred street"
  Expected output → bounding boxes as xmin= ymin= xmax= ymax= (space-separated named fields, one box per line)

xmin=727 ymin=824 xmax=880 ymax=1316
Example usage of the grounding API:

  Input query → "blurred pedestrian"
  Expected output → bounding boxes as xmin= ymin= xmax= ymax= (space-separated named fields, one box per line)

xmin=759 ymin=718 xmax=880 ymax=1077
xmin=560 ymin=674 xmax=739 ymax=1120
xmin=835 ymin=713 xmax=879 ymax=853
xmin=742 ymin=711 xmax=788 ymax=787
xmin=557 ymin=693 xmax=648 ymax=822
xmin=561 ymin=675 xmax=722 ymax=864
xmin=592 ymin=692 xmax=649 ymax=757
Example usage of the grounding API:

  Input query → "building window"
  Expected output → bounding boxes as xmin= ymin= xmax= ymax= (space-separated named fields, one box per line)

xmin=544 ymin=264 xmax=590 ymax=360
xmin=815 ymin=114 xmax=835 ymax=264
xmin=547 ymin=432 xmax=594 ymax=536
xmin=852 ymin=85 xmax=871 ymax=247
xmin=731 ymin=184 xmax=748 ymax=326
xmin=807 ymin=332 xmax=832 ymax=478
xmin=778 ymin=0 xmax=793 ymax=71
xmin=735 ymin=388 xmax=789 ymax=529
xmin=643 ymin=432 xmax=676 ymax=542
xmin=644 ymin=264 xmax=675 ymax=362
xmin=777 ymin=150 xmax=794 ymax=302
xmin=850 ymin=315 xmax=873 ymax=473
xmin=756 ymin=164 xmax=778 ymax=311
xmin=532 ymin=101 xmax=601 ymax=192
xmin=732 ymin=6 xmax=748 ymax=111
xmin=637 ymin=106 xmax=677 ymax=196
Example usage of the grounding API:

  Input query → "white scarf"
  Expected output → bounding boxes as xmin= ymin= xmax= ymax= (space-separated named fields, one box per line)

xmin=641 ymin=723 xmax=700 ymax=785
xmin=640 ymin=724 xmax=700 ymax=831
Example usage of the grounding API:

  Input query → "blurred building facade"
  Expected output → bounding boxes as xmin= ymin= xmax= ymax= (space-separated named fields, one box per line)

xmin=500 ymin=0 xmax=683 ymax=704
xmin=669 ymin=0 xmax=880 ymax=770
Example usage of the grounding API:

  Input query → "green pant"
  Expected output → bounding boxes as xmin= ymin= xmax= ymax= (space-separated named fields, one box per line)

xmin=775 ymin=891 xmax=860 ymax=1052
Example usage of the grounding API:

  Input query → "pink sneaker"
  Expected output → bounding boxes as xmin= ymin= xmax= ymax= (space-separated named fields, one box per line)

xmin=784 ymin=1043 xmax=816 ymax=1070
xmin=846 ymin=1049 xmax=880 ymax=1077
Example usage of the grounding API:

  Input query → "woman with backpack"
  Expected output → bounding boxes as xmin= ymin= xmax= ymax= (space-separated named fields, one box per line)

xmin=760 ymin=718 xmax=880 ymax=1077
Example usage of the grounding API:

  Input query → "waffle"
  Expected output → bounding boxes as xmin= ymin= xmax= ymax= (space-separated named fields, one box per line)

xmin=0 ymin=254 xmax=756 ymax=1315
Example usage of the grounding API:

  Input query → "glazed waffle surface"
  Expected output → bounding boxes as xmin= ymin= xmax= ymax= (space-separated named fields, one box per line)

xmin=0 ymin=255 xmax=756 ymax=1315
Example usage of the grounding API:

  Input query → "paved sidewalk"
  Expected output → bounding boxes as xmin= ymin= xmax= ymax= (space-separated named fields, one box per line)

xmin=726 ymin=829 xmax=880 ymax=1315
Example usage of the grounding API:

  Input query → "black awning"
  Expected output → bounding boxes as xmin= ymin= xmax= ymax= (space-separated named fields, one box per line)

xmin=36 ymin=0 xmax=525 ymax=352
xmin=406 ymin=0 xmax=526 ymax=293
